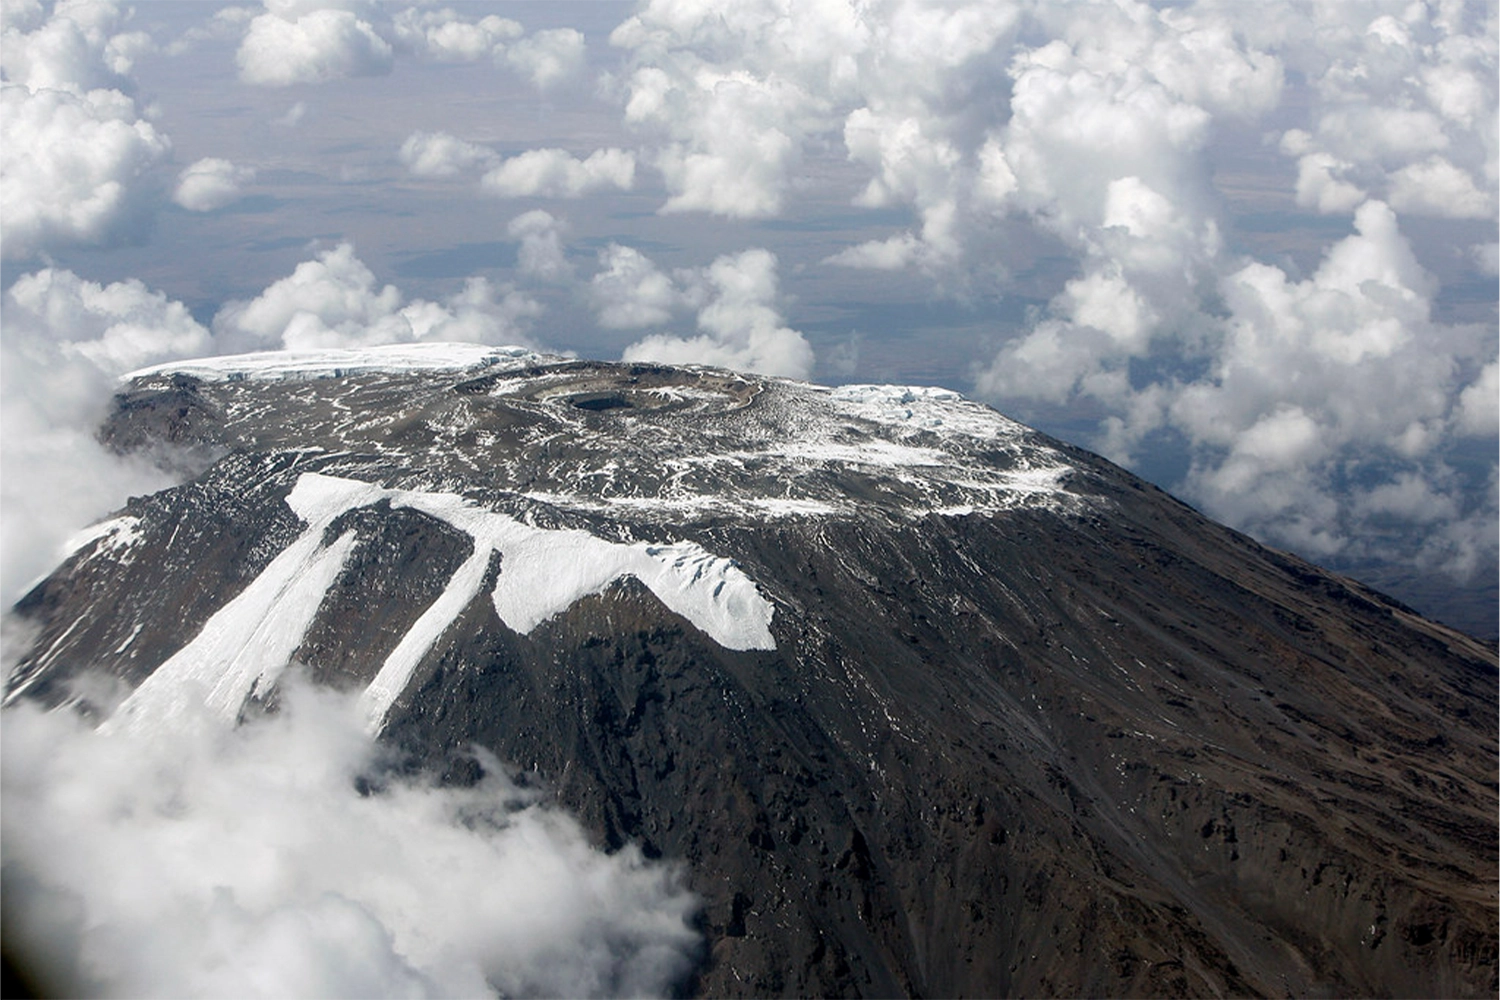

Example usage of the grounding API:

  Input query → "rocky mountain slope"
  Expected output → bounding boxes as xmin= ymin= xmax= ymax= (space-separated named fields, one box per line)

xmin=7 ymin=345 xmax=1497 ymax=997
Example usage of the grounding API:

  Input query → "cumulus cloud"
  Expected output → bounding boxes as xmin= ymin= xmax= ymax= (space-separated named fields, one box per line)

xmin=0 ymin=268 xmax=212 ymax=603
xmin=589 ymin=244 xmax=683 ymax=330
xmin=0 ymin=1 xmax=172 ymax=260
xmin=985 ymin=199 xmax=1496 ymax=576
xmin=481 ymin=148 xmax=635 ymax=199
xmin=1473 ymin=242 xmax=1500 ymax=277
xmin=507 ymin=210 xmax=574 ymax=283
xmin=232 ymin=3 xmax=585 ymax=91
xmin=607 ymin=0 xmax=1031 ymax=220
xmin=399 ymin=137 xmax=634 ymax=199
xmin=391 ymin=6 xmax=521 ymax=62
xmin=0 ymin=86 xmax=170 ymax=259
xmin=1286 ymin=146 xmax=1367 ymax=214
xmin=824 ymin=232 xmax=922 ymax=271
xmin=619 ymin=248 xmax=814 ymax=378
xmin=608 ymin=2 xmax=855 ymax=219
xmin=173 ymin=157 xmax=255 ymax=212
xmin=1386 ymin=155 xmax=1494 ymax=218
xmin=236 ymin=2 xmax=394 ymax=86
xmin=703 ymin=0 xmax=1485 ymax=585
xmin=504 ymin=27 xmax=586 ymax=90
xmin=1455 ymin=362 xmax=1499 ymax=438
xmin=2 ymin=674 xmax=701 ymax=998
xmin=1260 ymin=2 xmax=1498 ymax=220
xmin=212 ymin=243 xmax=541 ymax=352
xmin=398 ymin=130 xmax=497 ymax=178
xmin=1 ymin=0 xmax=148 ymax=92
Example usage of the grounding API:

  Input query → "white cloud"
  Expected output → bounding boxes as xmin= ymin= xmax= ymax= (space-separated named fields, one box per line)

xmin=0 ymin=85 xmax=170 ymax=259
xmin=620 ymin=248 xmax=813 ymax=378
xmin=401 ymin=140 xmax=634 ymax=198
xmin=4 ymin=267 xmax=212 ymax=375
xmin=939 ymin=4 xmax=1497 ymax=582
xmin=504 ymin=27 xmax=586 ymax=90
xmin=824 ymin=233 xmax=921 ymax=271
xmin=983 ymin=189 xmax=1496 ymax=576
xmin=1455 ymin=362 xmax=1498 ymax=438
xmin=481 ymin=148 xmax=635 ymax=199
xmin=1 ymin=675 xmax=701 ymax=998
xmin=237 ymin=3 xmax=394 ymax=86
xmin=1262 ymin=2 xmax=1497 ymax=219
xmin=212 ymin=243 xmax=541 ymax=352
xmin=1386 ymin=155 xmax=1494 ymax=218
xmin=1182 ymin=203 xmax=1487 ymax=567
xmin=507 ymin=210 xmax=573 ymax=283
xmin=0 ymin=268 xmax=212 ymax=603
xmin=1 ymin=0 xmax=137 ymax=92
xmin=0 ymin=2 xmax=173 ymax=260
xmin=233 ymin=4 xmax=583 ymax=92
xmin=390 ymin=7 xmax=521 ymax=62
xmin=609 ymin=3 xmax=854 ymax=219
xmin=398 ymin=130 xmax=497 ymax=178
xmin=1289 ymin=151 xmax=1367 ymax=214
xmin=1473 ymin=241 xmax=1500 ymax=277
xmin=173 ymin=157 xmax=255 ymax=212
xmin=589 ymin=244 xmax=683 ymax=330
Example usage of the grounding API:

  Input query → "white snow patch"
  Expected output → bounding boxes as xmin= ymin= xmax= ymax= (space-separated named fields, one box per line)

xmin=105 ymin=524 xmax=359 ymax=737
xmin=105 ymin=472 xmax=777 ymax=735
xmin=302 ymin=474 xmax=778 ymax=730
xmin=727 ymin=439 xmax=953 ymax=469
xmin=358 ymin=541 xmax=494 ymax=731
xmin=15 ymin=515 xmax=148 ymax=604
xmin=300 ymin=474 xmax=778 ymax=730
xmin=124 ymin=343 xmax=547 ymax=383
xmin=521 ymin=492 xmax=840 ymax=520
xmin=59 ymin=515 xmax=143 ymax=562
xmin=825 ymin=383 xmax=1031 ymax=440
xmin=744 ymin=497 xmax=843 ymax=517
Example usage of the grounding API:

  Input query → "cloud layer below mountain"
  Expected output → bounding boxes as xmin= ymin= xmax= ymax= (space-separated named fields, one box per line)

xmin=1 ymin=673 xmax=700 ymax=998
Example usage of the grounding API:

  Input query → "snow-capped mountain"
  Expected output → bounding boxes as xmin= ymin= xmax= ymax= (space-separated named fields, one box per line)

xmin=7 ymin=347 xmax=1497 ymax=997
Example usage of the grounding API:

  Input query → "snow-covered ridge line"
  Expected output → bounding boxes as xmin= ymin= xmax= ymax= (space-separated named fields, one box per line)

xmin=105 ymin=472 xmax=777 ymax=737
xmin=821 ymin=383 xmax=1034 ymax=441
xmin=124 ymin=343 xmax=550 ymax=383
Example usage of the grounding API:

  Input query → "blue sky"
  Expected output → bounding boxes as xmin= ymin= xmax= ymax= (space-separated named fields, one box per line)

xmin=2 ymin=0 xmax=1497 ymax=633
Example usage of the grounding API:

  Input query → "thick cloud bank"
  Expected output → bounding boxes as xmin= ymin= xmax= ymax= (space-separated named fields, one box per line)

xmin=0 ymin=0 xmax=169 ymax=259
xmin=0 ymin=268 xmax=208 ymax=603
xmin=1 ymin=675 xmax=701 ymax=998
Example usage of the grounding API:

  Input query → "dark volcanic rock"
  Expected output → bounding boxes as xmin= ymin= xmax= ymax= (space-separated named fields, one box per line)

xmin=8 ymin=345 xmax=1497 ymax=997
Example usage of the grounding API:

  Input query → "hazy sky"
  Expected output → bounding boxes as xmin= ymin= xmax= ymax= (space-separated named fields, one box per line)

xmin=2 ymin=0 xmax=1496 ymax=628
